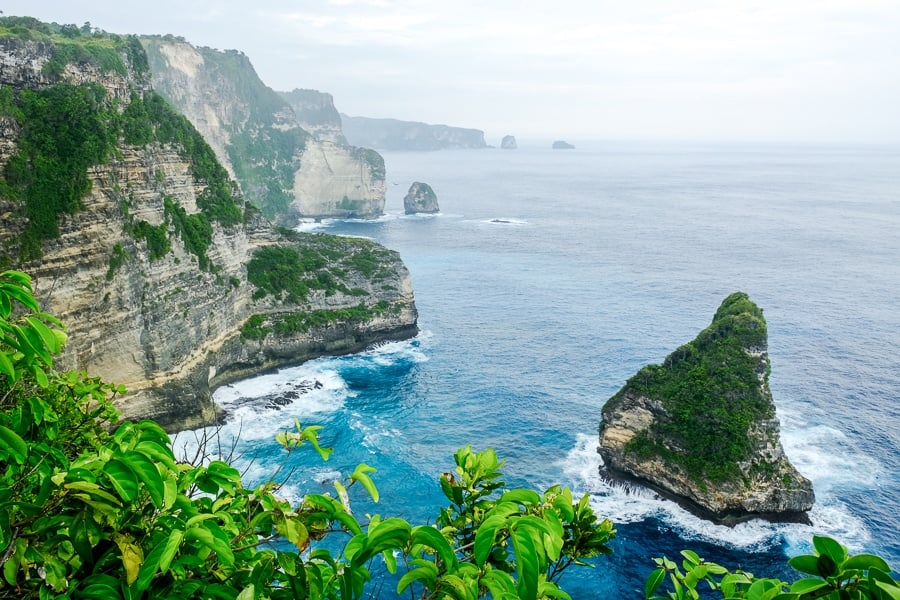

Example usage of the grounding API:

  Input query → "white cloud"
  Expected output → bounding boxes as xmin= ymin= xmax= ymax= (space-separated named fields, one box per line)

xmin=2 ymin=0 xmax=898 ymax=141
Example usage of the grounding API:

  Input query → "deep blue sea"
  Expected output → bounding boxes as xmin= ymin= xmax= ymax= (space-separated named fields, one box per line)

xmin=175 ymin=141 xmax=900 ymax=597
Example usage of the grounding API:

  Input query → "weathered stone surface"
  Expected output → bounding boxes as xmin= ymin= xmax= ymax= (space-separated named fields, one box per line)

xmin=500 ymin=135 xmax=517 ymax=149
xmin=141 ymin=38 xmax=385 ymax=222
xmin=279 ymin=88 xmax=347 ymax=145
xmin=403 ymin=182 xmax=439 ymax=214
xmin=0 ymin=32 xmax=417 ymax=431
xmin=598 ymin=293 xmax=814 ymax=524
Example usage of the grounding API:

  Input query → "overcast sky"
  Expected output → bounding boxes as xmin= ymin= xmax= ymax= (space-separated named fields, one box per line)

xmin=5 ymin=1 xmax=900 ymax=144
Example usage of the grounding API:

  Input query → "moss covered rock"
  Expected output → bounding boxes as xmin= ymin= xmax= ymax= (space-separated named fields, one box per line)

xmin=598 ymin=293 xmax=815 ymax=523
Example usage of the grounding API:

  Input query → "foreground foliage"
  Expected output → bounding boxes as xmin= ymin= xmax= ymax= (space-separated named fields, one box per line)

xmin=646 ymin=535 xmax=899 ymax=600
xmin=0 ymin=270 xmax=614 ymax=599
xmin=1 ymin=270 xmax=896 ymax=599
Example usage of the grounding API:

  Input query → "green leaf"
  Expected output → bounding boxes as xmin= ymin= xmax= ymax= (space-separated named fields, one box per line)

xmin=844 ymin=553 xmax=891 ymax=573
xmin=474 ymin=515 xmax=507 ymax=567
xmin=512 ymin=526 xmax=540 ymax=600
xmin=121 ymin=451 xmax=165 ymax=508
xmin=500 ymin=488 xmax=541 ymax=506
xmin=788 ymin=554 xmax=821 ymax=576
xmin=646 ymin=567 xmax=666 ymax=599
xmin=816 ymin=553 xmax=839 ymax=578
xmin=790 ymin=578 xmax=828 ymax=595
xmin=396 ymin=560 xmax=438 ymax=595
xmin=104 ymin=458 xmax=139 ymax=503
xmin=0 ymin=350 xmax=14 ymax=381
xmin=24 ymin=315 xmax=61 ymax=354
xmin=813 ymin=535 xmax=848 ymax=566
xmin=159 ymin=529 xmax=184 ymax=575
xmin=411 ymin=525 xmax=457 ymax=569
xmin=0 ymin=425 xmax=28 ymax=464
xmin=351 ymin=463 xmax=379 ymax=502
xmin=875 ymin=581 xmax=900 ymax=600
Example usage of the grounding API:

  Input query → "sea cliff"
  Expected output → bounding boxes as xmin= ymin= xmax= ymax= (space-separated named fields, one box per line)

xmin=0 ymin=21 xmax=417 ymax=430
xmin=340 ymin=114 xmax=487 ymax=151
xmin=598 ymin=293 xmax=814 ymax=523
xmin=141 ymin=37 xmax=385 ymax=221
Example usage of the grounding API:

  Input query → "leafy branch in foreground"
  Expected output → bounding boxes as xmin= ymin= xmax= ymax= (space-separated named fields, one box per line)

xmin=645 ymin=535 xmax=899 ymax=600
xmin=0 ymin=269 xmax=615 ymax=599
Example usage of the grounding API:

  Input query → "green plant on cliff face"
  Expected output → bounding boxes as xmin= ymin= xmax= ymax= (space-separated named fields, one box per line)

xmin=0 ymin=76 xmax=241 ymax=263
xmin=3 ymin=83 xmax=117 ymax=261
xmin=621 ymin=292 xmax=773 ymax=483
xmin=246 ymin=237 xmax=386 ymax=305
xmin=0 ymin=269 xmax=615 ymax=599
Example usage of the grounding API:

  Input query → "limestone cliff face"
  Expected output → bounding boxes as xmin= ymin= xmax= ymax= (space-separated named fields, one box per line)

xmin=340 ymin=114 xmax=487 ymax=151
xmin=279 ymin=88 xmax=347 ymax=145
xmin=598 ymin=293 xmax=814 ymax=523
xmin=0 ymin=29 xmax=417 ymax=430
xmin=141 ymin=38 xmax=385 ymax=222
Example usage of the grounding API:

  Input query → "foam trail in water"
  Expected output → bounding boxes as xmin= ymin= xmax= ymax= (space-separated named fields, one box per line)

xmin=170 ymin=360 xmax=350 ymax=465
xmin=562 ymin=428 xmax=877 ymax=553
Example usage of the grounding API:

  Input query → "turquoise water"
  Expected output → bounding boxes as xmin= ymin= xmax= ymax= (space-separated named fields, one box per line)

xmin=176 ymin=142 xmax=900 ymax=596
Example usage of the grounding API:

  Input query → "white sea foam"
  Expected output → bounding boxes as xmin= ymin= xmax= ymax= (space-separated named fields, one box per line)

xmin=562 ymin=428 xmax=877 ymax=552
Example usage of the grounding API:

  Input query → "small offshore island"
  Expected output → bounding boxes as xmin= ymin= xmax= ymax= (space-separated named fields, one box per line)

xmin=598 ymin=293 xmax=815 ymax=524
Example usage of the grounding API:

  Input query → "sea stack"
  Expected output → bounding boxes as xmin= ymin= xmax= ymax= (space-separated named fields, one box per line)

xmin=598 ymin=293 xmax=815 ymax=524
xmin=552 ymin=140 xmax=575 ymax=149
xmin=501 ymin=135 xmax=518 ymax=149
xmin=404 ymin=182 xmax=440 ymax=214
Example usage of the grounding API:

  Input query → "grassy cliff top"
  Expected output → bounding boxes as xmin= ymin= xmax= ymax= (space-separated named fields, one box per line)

xmin=0 ymin=16 xmax=148 ymax=76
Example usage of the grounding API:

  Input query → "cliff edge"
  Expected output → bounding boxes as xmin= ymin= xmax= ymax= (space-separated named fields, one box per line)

xmin=0 ymin=21 xmax=416 ymax=430
xmin=598 ymin=293 xmax=814 ymax=524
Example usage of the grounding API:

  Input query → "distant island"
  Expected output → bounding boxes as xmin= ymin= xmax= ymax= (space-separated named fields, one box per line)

xmin=340 ymin=114 xmax=487 ymax=151
xmin=501 ymin=135 xmax=518 ymax=149
xmin=552 ymin=140 xmax=575 ymax=149
xmin=598 ymin=293 xmax=815 ymax=524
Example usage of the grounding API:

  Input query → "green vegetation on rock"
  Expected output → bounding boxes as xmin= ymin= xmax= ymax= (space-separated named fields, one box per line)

xmin=246 ymin=234 xmax=399 ymax=305
xmin=620 ymin=292 xmax=773 ymax=482
xmin=1 ymin=83 xmax=117 ymax=260
xmin=0 ymin=19 xmax=242 ymax=264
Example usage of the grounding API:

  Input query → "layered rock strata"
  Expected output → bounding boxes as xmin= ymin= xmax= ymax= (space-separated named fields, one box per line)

xmin=598 ymin=293 xmax=814 ymax=523
xmin=0 ymin=27 xmax=417 ymax=430
xmin=141 ymin=38 xmax=385 ymax=221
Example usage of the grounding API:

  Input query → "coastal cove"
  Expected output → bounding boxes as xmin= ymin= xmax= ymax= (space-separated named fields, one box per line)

xmin=185 ymin=141 xmax=900 ymax=596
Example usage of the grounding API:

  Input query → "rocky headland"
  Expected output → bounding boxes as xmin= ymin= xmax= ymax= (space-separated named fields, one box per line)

xmin=141 ymin=37 xmax=385 ymax=222
xmin=598 ymin=293 xmax=814 ymax=524
xmin=340 ymin=114 xmax=487 ymax=151
xmin=403 ymin=182 xmax=439 ymax=214
xmin=0 ymin=21 xmax=417 ymax=430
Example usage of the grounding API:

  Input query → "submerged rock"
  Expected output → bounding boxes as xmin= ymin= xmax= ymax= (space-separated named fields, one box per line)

xmin=501 ymin=135 xmax=518 ymax=149
xmin=598 ymin=293 xmax=815 ymax=524
xmin=404 ymin=181 xmax=440 ymax=214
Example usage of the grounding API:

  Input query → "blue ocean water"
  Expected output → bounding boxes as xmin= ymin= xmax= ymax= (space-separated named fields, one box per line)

xmin=175 ymin=141 xmax=900 ymax=596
